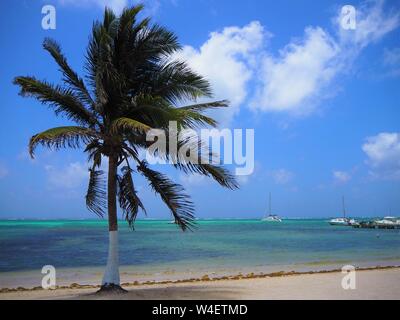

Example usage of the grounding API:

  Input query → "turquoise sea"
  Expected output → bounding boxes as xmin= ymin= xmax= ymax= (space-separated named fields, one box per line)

xmin=0 ymin=219 xmax=399 ymax=277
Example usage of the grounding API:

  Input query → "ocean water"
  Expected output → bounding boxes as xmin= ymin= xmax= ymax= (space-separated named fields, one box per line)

xmin=0 ymin=219 xmax=399 ymax=275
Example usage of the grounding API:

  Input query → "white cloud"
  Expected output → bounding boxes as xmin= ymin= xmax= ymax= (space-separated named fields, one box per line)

xmin=337 ymin=0 xmax=400 ymax=51
xmin=45 ymin=162 xmax=89 ymax=189
xmin=268 ymin=168 xmax=294 ymax=185
xmin=179 ymin=1 xmax=398 ymax=118
xmin=57 ymin=0 xmax=399 ymax=119
xmin=333 ymin=170 xmax=351 ymax=184
xmin=251 ymin=27 xmax=340 ymax=114
xmin=251 ymin=0 xmax=399 ymax=114
xmin=175 ymin=21 xmax=267 ymax=126
xmin=362 ymin=132 xmax=400 ymax=179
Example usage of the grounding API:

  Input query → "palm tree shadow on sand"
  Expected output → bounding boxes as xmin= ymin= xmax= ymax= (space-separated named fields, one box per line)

xmin=78 ymin=284 xmax=244 ymax=300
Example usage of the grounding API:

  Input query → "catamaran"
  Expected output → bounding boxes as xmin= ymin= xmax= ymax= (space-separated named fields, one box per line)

xmin=262 ymin=193 xmax=282 ymax=222
xmin=329 ymin=196 xmax=356 ymax=226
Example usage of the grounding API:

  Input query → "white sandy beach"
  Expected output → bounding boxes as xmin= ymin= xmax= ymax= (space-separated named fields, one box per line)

xmin=1 ymin=268 xmax=399 ymax=300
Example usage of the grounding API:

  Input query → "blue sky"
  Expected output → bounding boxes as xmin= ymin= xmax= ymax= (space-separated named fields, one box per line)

xmin=0 ymin=0 xmax=399 ymax=220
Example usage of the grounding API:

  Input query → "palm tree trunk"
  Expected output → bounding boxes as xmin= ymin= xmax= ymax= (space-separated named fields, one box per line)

xmin=101 ymin=154 xmax=121 ymax=289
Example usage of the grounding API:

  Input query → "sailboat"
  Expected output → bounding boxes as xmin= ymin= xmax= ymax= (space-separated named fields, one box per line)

xmin=329 ymin=196 xmax=356 ymax=226
xmin=261 ymin=193 xmax=282 ymax=222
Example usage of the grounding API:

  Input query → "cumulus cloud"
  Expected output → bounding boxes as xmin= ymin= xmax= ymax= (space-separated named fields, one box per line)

xmin=250 ymin=0 xmax=399 ymax=114
xmin=178 ymin=1 xmax=398 ymax=118
xmin=362 ymin=132 xmax=400 ymax=179
xmin=268 ymin=168 xmax=294 ymax=185
xmin=333 ymin=170 xmax=351 ymax=184
xmin=57 ymin=0 xmax=399 ymax=119
xmin=337 ymin=0 xmax=400 ymax=51
xmin=175 ymin=21 xmax=267 ymax=126
xmin=45 ymin=162 xmax=89 ymax=189
xmin=251 ymin=27 xmax=340 ymax=114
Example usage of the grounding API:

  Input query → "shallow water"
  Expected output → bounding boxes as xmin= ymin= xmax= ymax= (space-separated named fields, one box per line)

xmin=0 ymin=219 xmax=399 ymax=275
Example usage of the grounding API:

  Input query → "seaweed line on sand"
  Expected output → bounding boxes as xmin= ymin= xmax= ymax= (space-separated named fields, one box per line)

xmin=1 ymin=265 xmax=399 ymax=293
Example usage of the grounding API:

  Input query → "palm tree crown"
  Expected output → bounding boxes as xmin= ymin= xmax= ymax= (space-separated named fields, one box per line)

xmin=14 ymin=5 xmax=238 ymax=232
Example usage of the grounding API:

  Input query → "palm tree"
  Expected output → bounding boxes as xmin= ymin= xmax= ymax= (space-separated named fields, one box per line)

xmin=13 ymin=5 xmax=238 ymax=292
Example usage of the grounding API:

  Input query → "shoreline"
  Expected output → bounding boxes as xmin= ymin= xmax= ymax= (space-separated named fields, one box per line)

xmin=1 ymin=267 xmax=399 ymax=300
xmin=1 ymin=264 xmax=399 ymax=294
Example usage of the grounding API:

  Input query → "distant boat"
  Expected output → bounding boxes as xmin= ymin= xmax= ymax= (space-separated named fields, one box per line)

xmin=374 ymin=216 xmax=400 ymax=227
xmin=262 ymin=193 xmax=282 ymax=222
xmin=329 ymin=196 xmax=355 ymax=226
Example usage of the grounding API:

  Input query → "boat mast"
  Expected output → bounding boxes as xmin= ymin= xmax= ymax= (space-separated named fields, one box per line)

xmin=269 ymin=192 xmax=272 ymax=216
xmin=342 ymin=196 xmax=346 ymax=218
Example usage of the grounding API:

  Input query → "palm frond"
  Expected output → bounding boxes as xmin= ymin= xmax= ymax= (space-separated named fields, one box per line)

xmin=117 ymin=5 xmax=144 ymax=38
xmin=103 ymin=7 xmax=118 ymax=34
xmin=134 ymin=23 xmax=181 ymax=59
xmin=126 ymin=95 xmax=177 ymax=128
xmin=177 ymin=163 xmax=239 ymax=189
xmin=118 ymin=166 xmax=146 ymax=229
xmin=85 ymin=22 xmax=119 ymax=108
xmin=13 ymin=76 xmax=97 ymax=126
xmin=111 ymin=117 xmax=152 ymax=134
xmin=127 ymin=96 xmax=221 ymax=129
xmin=122 ymin=143 xmax=140 ymax=161
xmin=84 ymin=140 xmax=104 ymax=167
xmin=137 ymin=161 xmax=195 ymax=231
xmin=86 ymin=168 xmax=106 ymax=217
xmin=172 ymin=108 xmax=218 ymax=128
xmin=43 ymin=38 xmax=95 ymax=109
xmin=148 ymin=60 xmax=212 ymax=105
xmin=139 ymin=130 xmax=237 ymax=189
xmin=178 ymin=100 xmax=229 ymax=112
xmin=29 ymin=126 xmax=97 ymax=157
xmin=112 ymin=5 xmax=145 ymax=71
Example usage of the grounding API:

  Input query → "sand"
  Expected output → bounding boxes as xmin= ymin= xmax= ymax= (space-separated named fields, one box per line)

xmin=0 ymin=268 xmax=399 ymax=300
